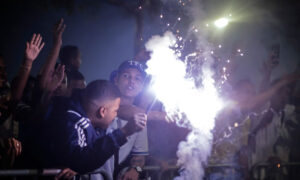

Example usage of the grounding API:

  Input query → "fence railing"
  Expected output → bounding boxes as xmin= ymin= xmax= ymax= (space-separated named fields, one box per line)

xmin=1 ymin=163 xmax=300 ymax=180
xmin=251 ymin=162 xmax=300 ymax=180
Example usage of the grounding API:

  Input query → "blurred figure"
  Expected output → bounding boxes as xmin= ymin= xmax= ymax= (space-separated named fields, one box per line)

xmin=250 ymin=79 xmax=298 ymax=180
xmin=15 ymin=20 xmax=66 ymax=169
xmin=0 ymin=54 xmax=11 ymax=126
xmin=210 ymin=79 xmax=256 ymax=180
xmin=66 ymin=69 xmax=86 ymax=97
xmin=0 ymin=54 xmax=8 ymax=89
xmin=59 ymin=45 xmax=81 ymax=72
xmin=1 ymin=32 xmax=45 ymax=169
xmin=52 ymin=70 xmax=68 ymax=97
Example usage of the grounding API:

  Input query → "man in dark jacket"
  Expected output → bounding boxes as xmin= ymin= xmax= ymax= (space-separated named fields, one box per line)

xmin=42 ymin=79 xmax=147 ymax=174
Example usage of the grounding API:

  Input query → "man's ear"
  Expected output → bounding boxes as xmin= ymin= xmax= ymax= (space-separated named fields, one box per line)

xmin=97 ymin=106 xmax=106 ymax=118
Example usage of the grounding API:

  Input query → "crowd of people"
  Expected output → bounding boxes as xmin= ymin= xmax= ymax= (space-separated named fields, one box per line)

xmin=0 ymin=18 xmax=299 ymax=180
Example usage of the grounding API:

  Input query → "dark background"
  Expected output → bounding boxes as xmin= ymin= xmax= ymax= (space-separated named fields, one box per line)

xmin=0 ymin=0 xmax=299 ymax=83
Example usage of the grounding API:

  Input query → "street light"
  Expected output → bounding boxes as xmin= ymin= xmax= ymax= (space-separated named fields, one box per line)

xmin=214 ymin=17 xmax=229 ymax=28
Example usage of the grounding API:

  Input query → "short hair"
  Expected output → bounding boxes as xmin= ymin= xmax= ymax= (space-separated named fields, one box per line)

xmin=59 ymin=45 xmax=80 ymax=65
xmin=67 ymin=69 xmax=85 ymax=82
xmin=84 ymin=80 xmax=120 ymax=103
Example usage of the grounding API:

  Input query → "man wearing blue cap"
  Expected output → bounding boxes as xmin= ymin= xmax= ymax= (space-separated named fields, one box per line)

xmin=86 ymin=60 xmax=149 ymax=180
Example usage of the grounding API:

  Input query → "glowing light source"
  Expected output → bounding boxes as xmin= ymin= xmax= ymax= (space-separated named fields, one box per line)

xmin=145 ymin=31 xmax=224 ymax=135
xmin=234 ymin=122 xmax=239 ymax=127
xmin=145 ymin=31 xmax=225 ymax=180
xmin=214 ymin=17 xmax=229 ymax=28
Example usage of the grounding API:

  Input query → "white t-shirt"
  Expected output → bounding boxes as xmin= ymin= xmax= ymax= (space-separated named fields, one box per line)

xmin=251 ymin=104 xmax=296 ymax=165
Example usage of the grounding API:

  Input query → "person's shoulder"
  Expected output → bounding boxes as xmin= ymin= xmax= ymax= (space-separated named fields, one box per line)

xmin=64 ymin=107 xmax=91 ymax=132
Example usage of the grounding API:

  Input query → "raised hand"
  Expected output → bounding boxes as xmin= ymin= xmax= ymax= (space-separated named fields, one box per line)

xmin=133 ymin=113 xmax=147 ymax=130
xmin=53 ymin=18 xmax=66 ymax=45
xmin=25 ymin=33 xmax=45 ymax=62
xmin=45 ymin=64 xmax=65 ymax=92
xmin=7 ymin=138 xmax=22 ymax=157
xmin=121 ymin=113 xmax=147 ymax=136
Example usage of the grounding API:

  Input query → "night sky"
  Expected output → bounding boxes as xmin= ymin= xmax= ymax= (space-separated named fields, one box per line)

xmin=0 ymin=0 xmax=299 ymax=84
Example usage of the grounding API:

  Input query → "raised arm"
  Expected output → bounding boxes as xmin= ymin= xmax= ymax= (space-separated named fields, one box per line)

xmin=11 ymin=33 xmax=45 ymax=102
xmin=39 ymin=18 xmax=66 ymax=89
xmin=240 ymin=72 xmax=300 ymax=110
xmin=259 ymin=53 xmax=279 ymax=92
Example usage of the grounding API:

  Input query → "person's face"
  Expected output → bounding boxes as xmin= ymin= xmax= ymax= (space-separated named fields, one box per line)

xmin=97 ymin=98 xmax=120 ymax=129
xmin=115 ymin=68 xmax=144 ymax=98
xmin=69 ymin=79 xmax=86 ymax=90
xmin=72 ymin=52 xmax=81 ymax=70
xmin=54 ymin=74 xmax=68 ymax=96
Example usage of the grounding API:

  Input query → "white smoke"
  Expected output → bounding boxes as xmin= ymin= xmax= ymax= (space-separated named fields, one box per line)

xmin=145 ymin=31 xmax=223 ymax=179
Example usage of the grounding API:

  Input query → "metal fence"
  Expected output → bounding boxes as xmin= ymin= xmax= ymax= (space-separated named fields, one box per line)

xmin=251 ymin=162 xmax=300 ymax=180
xmin=1 ymin=163 xmax=300 ymax=180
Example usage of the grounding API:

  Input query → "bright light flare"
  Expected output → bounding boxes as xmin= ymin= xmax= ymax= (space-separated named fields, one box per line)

xmin=145 ymin=32 xmax=224 ymax=179
xmin=145 ymin=31 xmax=224 ymax=133
xmin=214 ymin=17 xmax=229 ymax=28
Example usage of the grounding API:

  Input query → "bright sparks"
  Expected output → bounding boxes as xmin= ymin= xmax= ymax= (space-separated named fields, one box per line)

xmin=145 ymin=32 xmax=224 ymax=179
xmin=145 ymin=31 xmax=223 ymax=134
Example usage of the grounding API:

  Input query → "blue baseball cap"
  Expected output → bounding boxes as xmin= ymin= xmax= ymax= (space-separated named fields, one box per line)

xmin=110 ymin=60 xmax=147 ymax=82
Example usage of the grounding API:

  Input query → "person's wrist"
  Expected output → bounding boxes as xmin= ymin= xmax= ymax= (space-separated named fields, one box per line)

xmin=131 ymin=166 xmax=143 ymax=174
xmin=23 ymin=56 xmax=34 ymax=63
xmin=21 ymin=59 xmax=33 ymax=70
xmin=53 ymin=37 xmax=62 ymax=46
